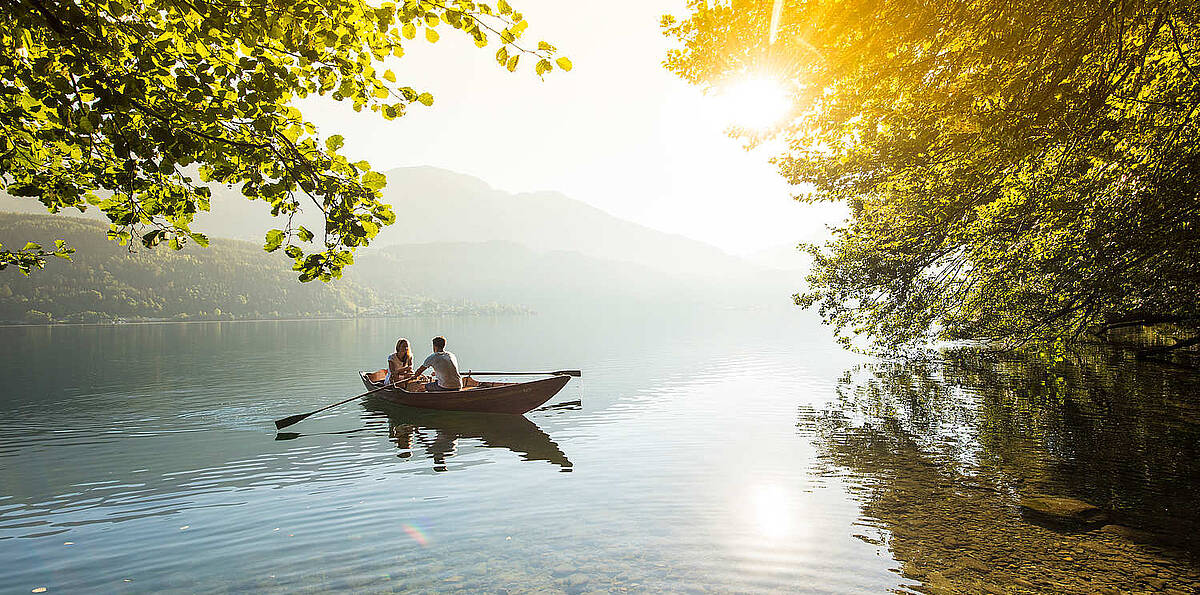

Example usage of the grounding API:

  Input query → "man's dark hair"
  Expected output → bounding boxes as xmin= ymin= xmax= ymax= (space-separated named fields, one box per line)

xmin=432 ymin=336 xmax=446 ymax=350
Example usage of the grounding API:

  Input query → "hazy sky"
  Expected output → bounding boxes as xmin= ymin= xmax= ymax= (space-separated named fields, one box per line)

xmin=302 ymin=0 xmax=845 ymax=256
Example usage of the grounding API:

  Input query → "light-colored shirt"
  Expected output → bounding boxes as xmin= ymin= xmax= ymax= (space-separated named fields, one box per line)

xmin=422 ymin=350 xmax=462 ymax=389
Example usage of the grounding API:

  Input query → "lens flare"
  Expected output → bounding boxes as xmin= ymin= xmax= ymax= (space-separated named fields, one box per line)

xmin=719 ymin=76 xmax=791 ymax=131
xmin=402 ymin=522 xmax=429 ymax=546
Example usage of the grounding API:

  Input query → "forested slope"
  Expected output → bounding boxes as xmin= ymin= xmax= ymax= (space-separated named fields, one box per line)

xmin=0 ymin=214 xmax=524 ymax=323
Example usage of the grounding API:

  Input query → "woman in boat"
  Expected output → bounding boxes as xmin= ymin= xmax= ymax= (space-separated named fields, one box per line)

xmin=385 ymin=338 xmax=414 ymax=385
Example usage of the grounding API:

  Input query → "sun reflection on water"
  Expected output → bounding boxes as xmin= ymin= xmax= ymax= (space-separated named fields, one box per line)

xmin=752 ymin=484 xmax=792 ymax=540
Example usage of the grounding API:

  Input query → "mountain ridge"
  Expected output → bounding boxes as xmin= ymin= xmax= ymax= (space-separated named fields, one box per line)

xmin=1 ymin=167 xmax=798 ymax=314
xmin=0 ymin=214 xmax=527 ymax=324
xmin=2 ymin=166 xmax=762 ymax=280
xmin=376 ymin=166 xmax=760 ymax=279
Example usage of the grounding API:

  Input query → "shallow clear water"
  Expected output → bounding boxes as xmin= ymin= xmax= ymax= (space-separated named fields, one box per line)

xmin=2 ymin=310 xmax=1199 ymax=593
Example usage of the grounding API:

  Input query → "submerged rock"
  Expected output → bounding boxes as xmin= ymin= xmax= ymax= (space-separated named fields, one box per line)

xmin=1099 ymin=524 xmax=1164 ymax=545
xmin=1019 ymin=496 xmax=1107 ymax=527
xmin=958 ymin=557 xmax=991 ymax=573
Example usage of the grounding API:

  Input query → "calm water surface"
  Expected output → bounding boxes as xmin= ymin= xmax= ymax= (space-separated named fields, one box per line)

xmin=2 ymin=309 xmax=1199 ymax=593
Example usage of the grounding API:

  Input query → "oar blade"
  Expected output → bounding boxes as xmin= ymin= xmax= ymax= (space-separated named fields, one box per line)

xmin=274 ymin=413 xmax=310 ymax=430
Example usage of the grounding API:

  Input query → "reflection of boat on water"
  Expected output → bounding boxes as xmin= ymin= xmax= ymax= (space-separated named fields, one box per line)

xmin=361 ymin=399 xmax=573 ymax=471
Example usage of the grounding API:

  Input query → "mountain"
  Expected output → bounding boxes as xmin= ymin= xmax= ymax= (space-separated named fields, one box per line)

xmin=0 ymin=214 xmax=526 ymax=324
xmin=0 ymin=179 xmax=319 ymax=247
xmin=347 ymin=241 xmax=774 ymax=312
xmin=5 ymin=166 xmax=770 ymax=279
xmin=744 ymin=244 xmax=802 ymax=271
xmin=373 ymin=167 xmax=756 ymax=279
xmin=2 ymin=167 xmax=797 ymax=313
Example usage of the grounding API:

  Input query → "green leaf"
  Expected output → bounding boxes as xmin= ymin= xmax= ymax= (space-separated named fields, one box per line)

xmin=264 ymin=229 xmax=285 ymax=252
xmin=362 ymin=171 xmax=388 ymax=191
xmin=142 ymin=230 xmax=164 ymax=248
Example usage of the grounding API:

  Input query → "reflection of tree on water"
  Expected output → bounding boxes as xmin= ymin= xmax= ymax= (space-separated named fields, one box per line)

xmin=804 ymin=346 xmax=1200 ymax=593
xmin=362 ymin=399 xmax=573 ymax=472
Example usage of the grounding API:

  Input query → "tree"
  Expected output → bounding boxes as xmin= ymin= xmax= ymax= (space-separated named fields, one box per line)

xmin=663 ymin=1 xmax=1200 ymax=351
xmin=1 ymin=0 xmax=571 ymax=280
xmin=23 ymin=308 xmax=53 ymax=323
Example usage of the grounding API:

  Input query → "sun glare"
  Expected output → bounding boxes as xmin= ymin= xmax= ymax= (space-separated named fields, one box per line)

xmin=752 ymin=484 xmax=792 ymax=539
xmin=718 ymin=76 xmax=792 ymax=131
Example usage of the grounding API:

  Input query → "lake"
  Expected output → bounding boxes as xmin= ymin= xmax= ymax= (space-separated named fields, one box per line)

xmin=2 ymin=309 xmax=1200 ymax=593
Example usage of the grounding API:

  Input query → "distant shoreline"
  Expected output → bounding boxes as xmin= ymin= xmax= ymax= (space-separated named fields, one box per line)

xmin=0 ymin=312 xmax=537 ymax=329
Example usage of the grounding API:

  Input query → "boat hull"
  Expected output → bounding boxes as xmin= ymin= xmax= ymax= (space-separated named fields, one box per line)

xmin=359 ymin=372 xmax=570 ymax=414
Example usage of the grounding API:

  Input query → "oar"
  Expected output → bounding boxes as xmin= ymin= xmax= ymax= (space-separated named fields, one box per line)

xmin=463 ymin=370 xmax=582 ymax=377
xmin=273 ymin=377 xmax=412 ymax=430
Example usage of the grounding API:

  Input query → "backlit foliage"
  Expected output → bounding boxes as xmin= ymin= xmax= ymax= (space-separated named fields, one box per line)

xmin=664 ymin=1 xmax=1200 ymax=350
xmin=1 ymin=0 xmax=568 ymax=280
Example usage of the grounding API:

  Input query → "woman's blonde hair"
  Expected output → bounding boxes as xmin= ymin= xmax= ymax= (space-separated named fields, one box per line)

xmin=395 ymin=338 xmax=413 ymax=366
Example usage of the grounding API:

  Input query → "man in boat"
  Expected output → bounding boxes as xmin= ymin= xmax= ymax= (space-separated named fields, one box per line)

xmin=411 ymin=336 xmax=462 ymax=392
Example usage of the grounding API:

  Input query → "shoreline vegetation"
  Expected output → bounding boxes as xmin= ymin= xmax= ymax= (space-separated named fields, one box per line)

xmin=664 ymin=2 xmax=1200 ymax=355
xmin=0 ymin=214 xmax=532 ymax=325
xmin=0 ymin=312 xmax=535 ymax=329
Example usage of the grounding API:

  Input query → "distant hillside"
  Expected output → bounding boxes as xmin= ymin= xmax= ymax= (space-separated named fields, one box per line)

xmin=745 ymin=244 xmax=809 ymax=272
xmin=3 ymin=167 xmax=769 ymax=279
xmin=2 ymin=167 xmax=799 ymax=311
xmin=373 ymin=167 xmax=764 ymax=280
xmin=347 ymin=241 xmax=740 ymax=311
xmin=0 ymin=214 xmax=526 ymax=324
xmin=356 ymin=243 xmax=810 ymax=314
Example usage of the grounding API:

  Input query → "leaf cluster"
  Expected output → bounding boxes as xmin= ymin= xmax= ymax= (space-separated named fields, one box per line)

xmin=664 ymin=0 xmax=1200 ymax=351
xmin=1 ymin=0 xmax=568 ymax=281
xmin=0 ymin=238 xmax=74 ymax=274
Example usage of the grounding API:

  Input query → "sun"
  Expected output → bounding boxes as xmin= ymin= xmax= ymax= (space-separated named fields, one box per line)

xmin=718 ymin=75 xmax=791 ymax=131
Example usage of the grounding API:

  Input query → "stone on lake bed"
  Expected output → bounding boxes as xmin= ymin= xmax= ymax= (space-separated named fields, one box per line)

xmin=1019 ymin=495 xmax=1107 ymax=527
xmin=1099 ymin=524 xmax=1164 ymax=545
xmin=958 ymin=557 xmax=990 ymax=573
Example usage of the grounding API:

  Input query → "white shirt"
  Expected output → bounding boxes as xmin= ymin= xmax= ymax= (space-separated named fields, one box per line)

xmin=422 ymin=350 xmax=462 ymax=389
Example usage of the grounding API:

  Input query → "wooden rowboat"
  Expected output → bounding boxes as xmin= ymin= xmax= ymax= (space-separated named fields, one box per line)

xmin=359 ymin=370 xmax=571 ymax=414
